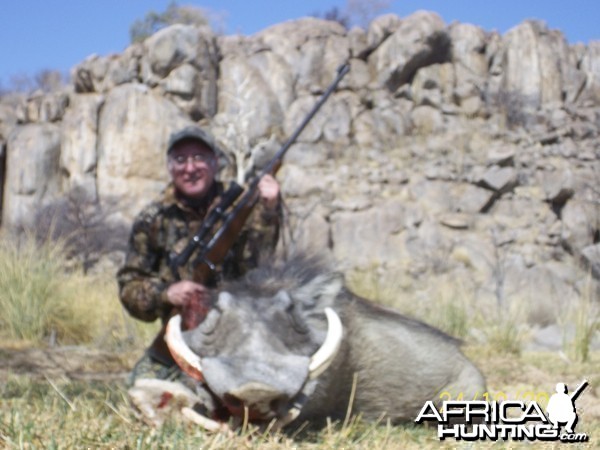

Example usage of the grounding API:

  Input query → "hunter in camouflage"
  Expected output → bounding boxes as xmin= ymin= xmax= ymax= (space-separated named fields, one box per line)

xmin=117 ymin=125 xmax=281 ymax=386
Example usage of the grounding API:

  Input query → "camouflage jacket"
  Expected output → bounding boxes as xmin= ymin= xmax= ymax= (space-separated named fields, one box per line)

xmin=117 ymin=181 xmax=280 ymax=324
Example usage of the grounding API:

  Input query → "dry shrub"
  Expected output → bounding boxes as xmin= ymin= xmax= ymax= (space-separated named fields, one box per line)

xmin=0 ymin=232 xmax=93 ymax=343
xmin=0 ymin=232 xmax=156 ymax=348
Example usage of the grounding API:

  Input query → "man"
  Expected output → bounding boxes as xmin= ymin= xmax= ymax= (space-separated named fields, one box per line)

xmin=117 ymin=125 xmax=281 ymax=386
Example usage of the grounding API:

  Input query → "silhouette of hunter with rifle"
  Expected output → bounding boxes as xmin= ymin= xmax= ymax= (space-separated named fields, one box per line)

xmin=546 ymin=380 xmax=588 ymax=434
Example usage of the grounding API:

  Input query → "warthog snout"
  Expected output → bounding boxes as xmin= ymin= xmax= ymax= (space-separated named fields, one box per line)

xmin=224 ymin=382 xmax=291 ymax=419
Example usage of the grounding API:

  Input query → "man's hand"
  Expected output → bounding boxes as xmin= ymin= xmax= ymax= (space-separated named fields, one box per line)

xmin=167 ymin=280 xmax=210 ymax=329
xmin=258 ymin=174 xmax=280 ymax=211
xmin=166 ymin=280 xmax=208 ymax=307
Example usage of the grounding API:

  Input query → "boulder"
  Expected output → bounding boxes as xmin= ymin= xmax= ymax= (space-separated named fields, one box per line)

xmin=580 ymin=41 xmax=600 ymax=103
xmin=2 ymin=123 xmax=61 ymax=227
xmin=412 ymin=63 xmax=455 ymax=108
xmin=500 ymin=21 xmax=584 ymax=108
xmin=258 ymin=18 xmax=349 ymax=94
xmin=581 ymin=243 xmax=600 ymax=279
xmin=247 ymin=51 xmax=296 ymax=111
xmin=60 ymin=94 xmax=105 ymax=197
xmin=16 ymin=90 xmax=70 ymax=124
xmin=141 ymin=24 xmax=218 ymax=118
xmin=369 ymin=11 xmax=449 ymax=91
xmin=478 ymin=166 xmax=518 ymax=193
xmin=410 ymin=105 xmax=445 ymax=133
xmin=330 ymin=197 xmax=406 ymax=268
xmin=95 ymin=84 xmax=191 ymax=222
xmin=450 ymin=23 xmax=488 ymax=79
xmin=561 ymin=198 xmax=597 ymax=253
xmin=215 ymin=56 xmax=284 ymax=144
xmin=72 ymin=45 xmax=141 ymax=93
xmin=283 ymin=92 xmax=353 ymax=146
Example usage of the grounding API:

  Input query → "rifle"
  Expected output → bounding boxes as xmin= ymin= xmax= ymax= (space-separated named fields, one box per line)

xmin=148 ymin=63 xmax=350 ymax=365
xmin=168 ymin=62 xmax=350 ymax=282
xmin=569 ymin=379 xmax=588 ymax=402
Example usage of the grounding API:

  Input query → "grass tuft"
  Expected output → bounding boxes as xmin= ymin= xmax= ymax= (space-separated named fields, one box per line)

xmin=0 ymin=232 xmax=158 ymax=349
xmin=561 ymin=275 xmax=600 ymax=362
xmin=0 ymin=232 xmax=94 ymax=343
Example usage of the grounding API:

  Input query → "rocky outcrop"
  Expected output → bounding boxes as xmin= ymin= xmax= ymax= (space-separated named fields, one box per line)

xmin=1 ymin=11 xmax=599 ymax=327
xmin=4 ymin=123 xmax=61 ymax=227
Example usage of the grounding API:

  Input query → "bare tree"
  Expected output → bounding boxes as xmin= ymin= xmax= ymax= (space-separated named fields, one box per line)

xmin=32 ymin=189 xmax=129 ymax=273
xmin=313 ymin=6 xmax=351 ymax=29
xmin=34 ymin=69 xmax=68 ymax=93
xmin=1 ymin=69 xmax=67 ymax=95
xmin=313 ymin=0 xmax=391 ymax=29
xmin=7 ymin=73 xmax=36 ymax=93
xmin=129 ymin=1 xmax=211 ymax=43
xmin=346 ymin=0 xmax=391 ymax=28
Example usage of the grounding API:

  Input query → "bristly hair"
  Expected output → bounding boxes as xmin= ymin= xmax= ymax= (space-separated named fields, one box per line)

xmin=221 ymin=252 xmax=336 ymax=298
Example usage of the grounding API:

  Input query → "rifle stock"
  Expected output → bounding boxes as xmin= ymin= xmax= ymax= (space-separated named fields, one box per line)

xmin=149 ymin=62 xmax=350 ymax=364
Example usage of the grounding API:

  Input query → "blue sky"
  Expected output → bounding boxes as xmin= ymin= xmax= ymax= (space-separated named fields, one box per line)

xmin=1 ymin=1 xmax=599 ymax=88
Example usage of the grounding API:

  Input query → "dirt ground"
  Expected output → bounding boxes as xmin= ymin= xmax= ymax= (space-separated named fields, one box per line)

xmin=0 ymin=344 xmax=134 ymax=382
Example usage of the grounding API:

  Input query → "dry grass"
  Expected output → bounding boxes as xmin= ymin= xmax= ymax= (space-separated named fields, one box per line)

xmin=346 ymin=266 xmax=598 ymax=360
xmin=0 ymin=232 xmax=159 ymax=350
xmin=1 ymin=350 xmax=599 ymax=449
xmin=1 ymin=234 xmax=599 ymax=448
xmin=561 ymin=277 xmax=600 ymax=363
xmin=0 ymin=233 xmax=94 ymax=343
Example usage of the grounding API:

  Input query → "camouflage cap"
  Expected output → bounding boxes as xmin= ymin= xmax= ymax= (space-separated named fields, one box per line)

xmin=167 ymin=125 xmax=223 ymax=156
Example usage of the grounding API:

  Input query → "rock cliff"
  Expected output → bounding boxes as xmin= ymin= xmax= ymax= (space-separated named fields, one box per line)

xmin=1 ymin=11 xmax=599 ymax=329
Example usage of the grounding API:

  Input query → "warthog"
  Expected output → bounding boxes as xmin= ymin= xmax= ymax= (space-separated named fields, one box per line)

xmin=147 ymin=255 xmax=485 ymax=430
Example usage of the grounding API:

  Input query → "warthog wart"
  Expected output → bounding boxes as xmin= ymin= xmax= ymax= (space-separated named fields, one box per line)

xmin=133 ymin=255 xmax=486 ymax=430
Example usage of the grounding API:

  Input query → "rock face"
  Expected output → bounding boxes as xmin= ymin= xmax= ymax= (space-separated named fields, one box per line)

xmin=3 ymin=123 xmax=61 ymax=227
xmin=1 ymin=11 xmax=599 ymax=327
xmin=96 ymin=84 xmax=192 ymax=220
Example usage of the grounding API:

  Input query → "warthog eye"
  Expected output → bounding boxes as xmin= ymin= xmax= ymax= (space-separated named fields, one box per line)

xmin=287 ymin=302 xmax=309 ymax=335
xmin=198 ymin=309 xmax=221 ymax=336
xmin=273 ymin=290 xmax=308 ymax=334
xmin=271 ymin=290 xmax=309 ymax=334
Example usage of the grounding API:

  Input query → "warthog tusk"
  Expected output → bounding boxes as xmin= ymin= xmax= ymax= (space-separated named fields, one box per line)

xmin=271 ymin=406 xmax=301 ymax=431
xmin=308 ymin=307 xmax=343 ymax=380
xmin=165 ymin=314 xmax=205 ymax=382
xmin=181 ymin=407 xmax=232 ymax=434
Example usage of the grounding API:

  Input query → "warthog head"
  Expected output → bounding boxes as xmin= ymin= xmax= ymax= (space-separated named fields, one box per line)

xmin=166 ymin=257 xmax=345 ymax=427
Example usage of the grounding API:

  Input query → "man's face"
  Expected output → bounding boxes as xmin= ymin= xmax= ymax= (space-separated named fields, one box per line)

xmin=168 ymin=139 xmax=217 ymax=200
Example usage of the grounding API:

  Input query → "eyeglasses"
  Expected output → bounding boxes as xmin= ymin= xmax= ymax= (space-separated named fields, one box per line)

xmin=169 ymin=153 xmax=215 ymax=169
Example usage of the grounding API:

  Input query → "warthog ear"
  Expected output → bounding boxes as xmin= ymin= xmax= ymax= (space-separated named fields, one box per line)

xmin=293 ymin=272 xmax=344 ymax=309
xmin=273 ymin=290 xmax=292 ymax=308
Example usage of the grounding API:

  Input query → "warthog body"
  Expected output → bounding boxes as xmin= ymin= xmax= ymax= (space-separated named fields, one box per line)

xmin=165 ymin=255 xmax=486 ymax=429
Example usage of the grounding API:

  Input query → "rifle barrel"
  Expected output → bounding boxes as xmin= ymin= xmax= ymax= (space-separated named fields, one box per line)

xmin=257 ymin=62 xmax=351 ymax=182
